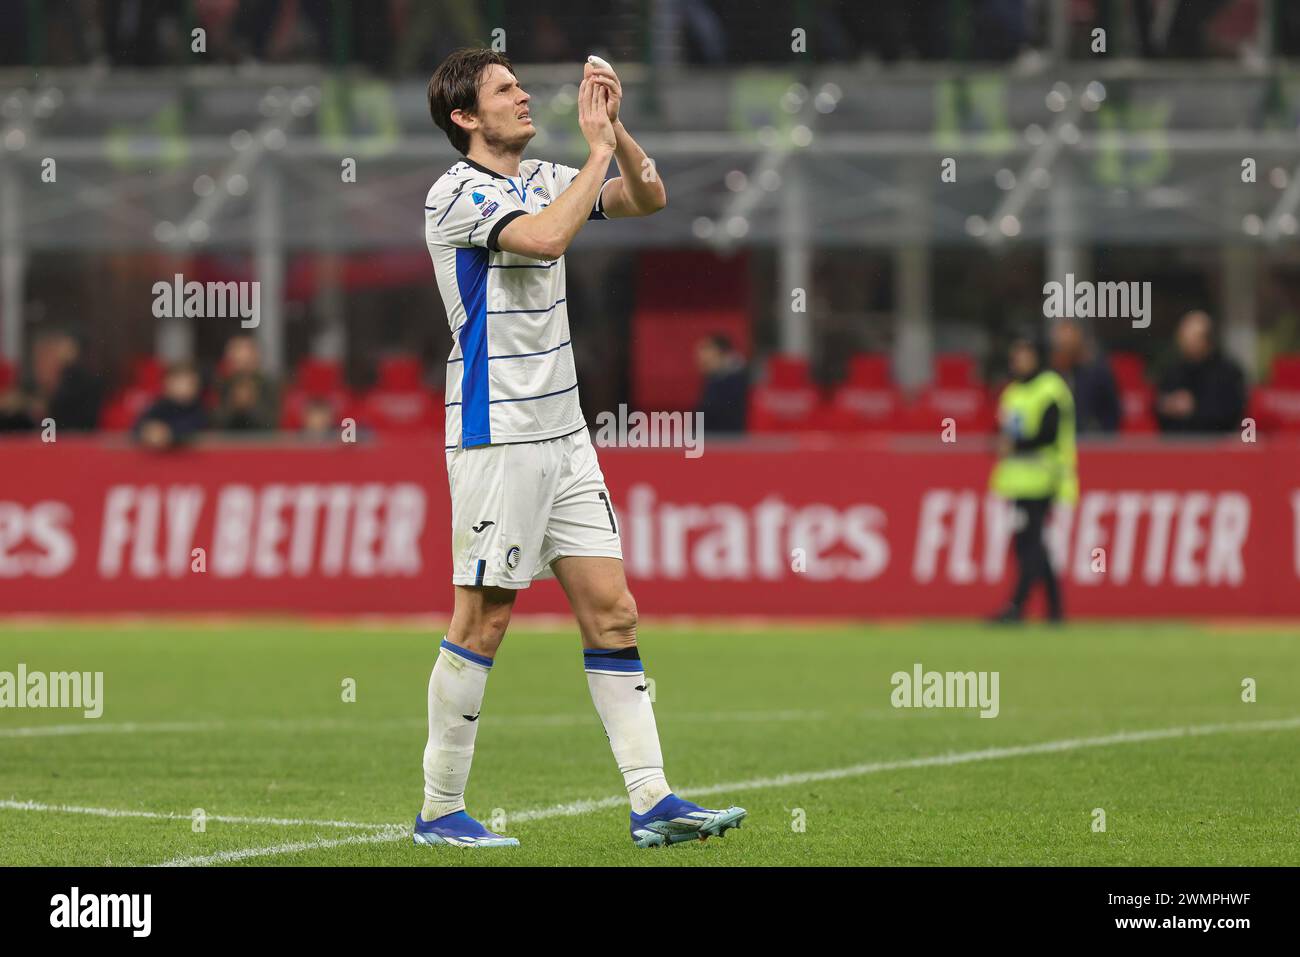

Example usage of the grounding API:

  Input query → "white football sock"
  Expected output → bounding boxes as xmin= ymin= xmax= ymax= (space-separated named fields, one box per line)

xmin=422 ymin=637 xmax=492 ymax=821
xmin=584 ymin=647 xmax=672 ymax=814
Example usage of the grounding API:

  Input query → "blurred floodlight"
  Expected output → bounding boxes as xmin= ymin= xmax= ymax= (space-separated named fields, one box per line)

xmin=725 ymin=216 xmax=750 ymax=238
xmin=1 ymin=92 xmax=27 ymax=120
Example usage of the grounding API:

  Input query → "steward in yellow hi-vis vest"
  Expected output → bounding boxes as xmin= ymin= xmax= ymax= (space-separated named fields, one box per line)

xmin=989 ymin=330 xmax=1078 ymax=623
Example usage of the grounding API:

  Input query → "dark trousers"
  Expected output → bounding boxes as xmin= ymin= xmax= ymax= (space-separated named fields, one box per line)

xmin=1009 ymin=497 xmax=1063 ymax=620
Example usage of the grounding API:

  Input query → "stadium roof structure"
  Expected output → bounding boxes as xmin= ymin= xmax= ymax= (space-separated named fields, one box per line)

xmin=2 ymin=61 xmax=1299 ymax=378
xmin=2 ymin=61 xmax=1300 ymax=252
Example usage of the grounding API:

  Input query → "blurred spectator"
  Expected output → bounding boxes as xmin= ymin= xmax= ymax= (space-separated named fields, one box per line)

xmin=1156 ymin=311 xmax=1246 ymax=434
xmin=0 ymin=386 xmax=35 ymax=432
xmin=135 ymin=361 xmax=207 ymax=449
xmin=102 ymin=0 xmax=184 ymax=67
xmin=213 ymin=335 xmax=278 ymax=431
xmin=31 ymin=328 xmax=102 ymax=432
xmin=300 ymin=397 xmax=337 ymax=440
xmin=1050 ymin=320 xmax=1120 ymax=434
xmin=694 ymin=333 xmax=748 ymax=434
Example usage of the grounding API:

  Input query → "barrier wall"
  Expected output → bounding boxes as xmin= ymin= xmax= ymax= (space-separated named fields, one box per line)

xmin=0 ymin=437 xmax=1293 ymax=617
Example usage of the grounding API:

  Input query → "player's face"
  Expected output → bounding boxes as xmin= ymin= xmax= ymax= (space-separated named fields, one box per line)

xmin=473 ymin=64 xmax=535 ymax=152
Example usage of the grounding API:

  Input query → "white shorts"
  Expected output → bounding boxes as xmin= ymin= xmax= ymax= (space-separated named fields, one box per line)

xmin=446 ymin=427 xmax=623 ymax=589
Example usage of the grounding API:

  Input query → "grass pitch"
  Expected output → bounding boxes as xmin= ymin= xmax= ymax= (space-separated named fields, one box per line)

xmin=1 ymin=618 xmax=1297 ymax=866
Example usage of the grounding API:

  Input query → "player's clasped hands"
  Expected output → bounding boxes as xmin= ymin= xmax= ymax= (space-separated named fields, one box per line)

xmin=578 ymin=72 xmax=616 ymax=153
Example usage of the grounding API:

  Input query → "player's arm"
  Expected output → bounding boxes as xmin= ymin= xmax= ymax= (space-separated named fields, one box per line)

xmin=597 ymin=122 xmax=667 ymax=218
xmin=495 ymin=79 xmax=615 ymax=262
xmin=585 ymin=62 xmax=667 ymax=218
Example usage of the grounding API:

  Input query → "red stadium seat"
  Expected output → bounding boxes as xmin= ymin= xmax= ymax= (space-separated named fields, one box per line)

xmin=297 ymin=357 xmax=344 ymax=395
xmin=748 ymin=354 xmax=820 ymax=433
xmin=766 ymin=354 xmax=812 ymax=388
xmin=0 ymin=359 xmax=14 ymax=390
xmin=1268 ymin=354 xmax=1300 ymax=388
xmin=1109 ymin=352 xmax=1156 ymax=433
xmin=377 ymin=356 xmax=423 ymax=391
xmin=130 ymin=355 xmax=164 ymax=392
xmin=99 ymin=388 xmax=157 ymax=431
xmin=824 ymin=353 xmax=902 ymax=432
xmin=358 ymin=355 xmax=440 ymax=434
xmin=1249 ymin=358 xmax=1300 ymax=433
xmin=934 ymin=353 xmax=977 ymax=388
xmin=279 ymin=357 xmax=354 ymax=430
xmin=1108 ymin=351 xmax=1147 ymax=388
xmin=904 ymin=353 xmax=993 ymax=434
xmin=99 ymin=354 xmax=165 ymax=431
xmin=846 ymin=353 xmax=890 ymax=388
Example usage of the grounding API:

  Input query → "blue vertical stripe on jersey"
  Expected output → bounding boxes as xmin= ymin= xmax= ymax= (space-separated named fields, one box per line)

xmin=455 ymin=246 xmax=492 ymax=446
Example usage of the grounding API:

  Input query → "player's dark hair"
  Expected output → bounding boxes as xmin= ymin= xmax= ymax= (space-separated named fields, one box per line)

xmin=428 ymin=48 xmax=516 ymax=155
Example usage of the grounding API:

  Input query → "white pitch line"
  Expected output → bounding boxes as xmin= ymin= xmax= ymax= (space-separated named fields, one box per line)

xmin=0 ymin=799 xmax=395 ymax=831
xmin=159 ymin=829 xmax=408 ymax=867
xmin=0 ymin=720 xmax=227 ymax=739
xmin=0 ymin=709 xmax=828 ymax=740
xmin=149 ymin=714 xmax=1300 ymax=866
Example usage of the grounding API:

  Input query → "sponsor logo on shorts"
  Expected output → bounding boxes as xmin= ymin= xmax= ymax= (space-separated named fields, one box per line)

xmin=505 ymin=545 xmax=522 ymax=570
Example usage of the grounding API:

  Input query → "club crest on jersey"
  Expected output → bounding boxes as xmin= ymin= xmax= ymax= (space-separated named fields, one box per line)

xmin=532 ymin=185 xmax=552 ymax=202
xmin=505 ymin=545 xmax=522 ymax=571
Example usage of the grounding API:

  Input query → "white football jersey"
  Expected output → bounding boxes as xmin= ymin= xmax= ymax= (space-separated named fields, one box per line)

xmin=425 ymin=157 xmax=608 ymax=449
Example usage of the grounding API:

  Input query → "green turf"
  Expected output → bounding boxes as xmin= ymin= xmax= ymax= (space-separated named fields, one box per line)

xmin=1 ymin=619 xmax=1297 ymax=866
